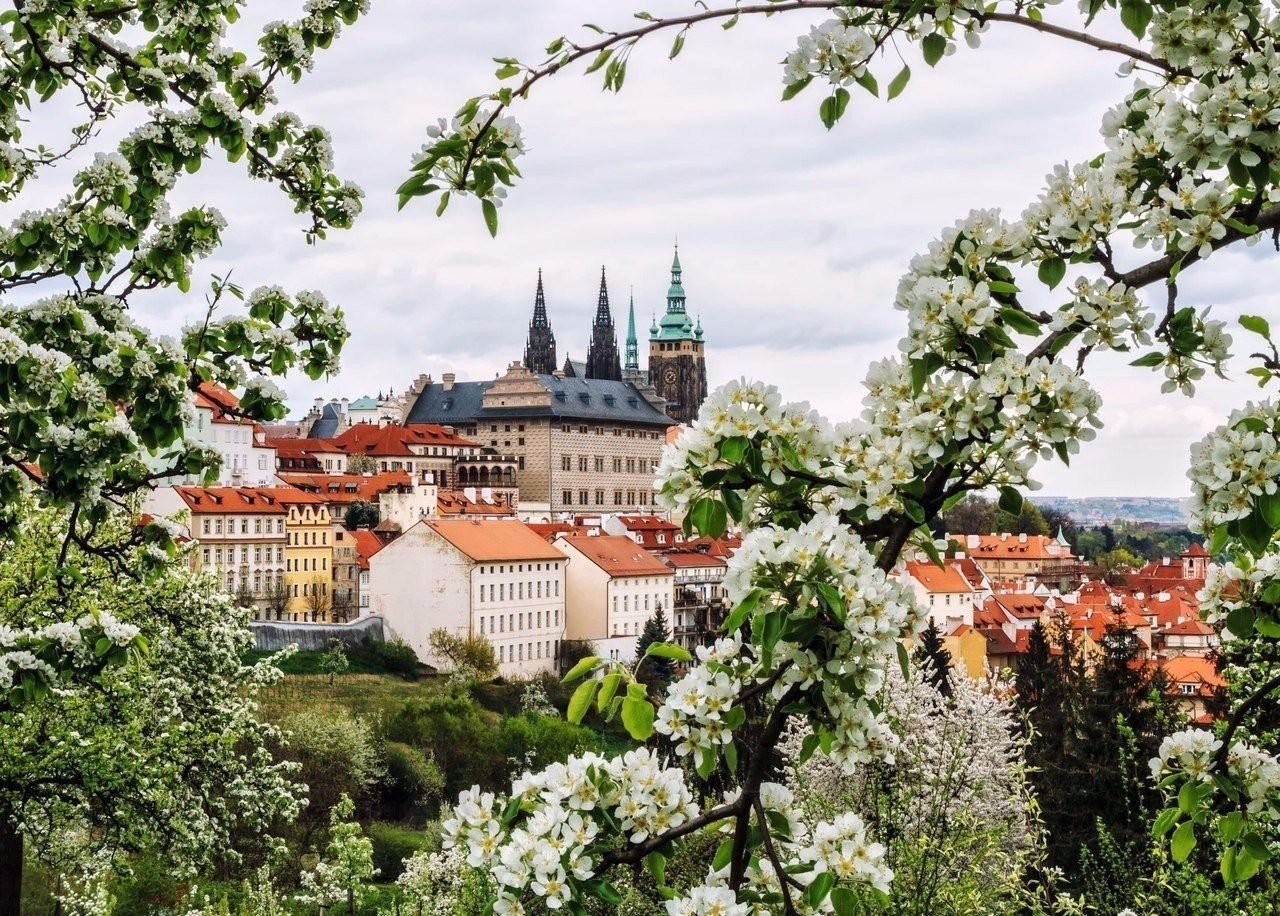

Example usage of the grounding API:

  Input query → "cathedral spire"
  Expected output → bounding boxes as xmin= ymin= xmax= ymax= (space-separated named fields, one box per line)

xmin=523 ymin=268 xmax=557 ymax=374
xmin=585 ymin=265 xmax=622 ymax=380
xmin=666 ymin=241 xmax=687 ymax=315
xmin=624 ymin=288 xmax=639 ymax=372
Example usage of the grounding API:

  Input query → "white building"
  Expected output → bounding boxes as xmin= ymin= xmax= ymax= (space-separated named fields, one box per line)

xmin=191 ymin=382 xmax=277 ymax=486
xmin=901 ymin=559 xmax=976 ymax=634
xmin=369 ymin=519 xmax=567 ymax=677
xmin=554 ymin=534 xmax=675 ymax=664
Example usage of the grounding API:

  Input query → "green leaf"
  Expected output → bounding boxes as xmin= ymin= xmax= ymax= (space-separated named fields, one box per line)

xmin=669 ymin=31 xmax=687 ymax=59
xmin=689 ymin=497 xmax=728 ymax=538
xmin=782 ymin=75 xmax=813 ymax=100
xmin=1242 ymin=832 xmax=1273 ymax=862
xmin=896 ymin=640 xmax=910 ymax=681
xmin=1038 ymin=256 xmax=1067 ymax=290
xmin=711 ymin=839 xmax=734 ymax=871
xmin=1178 ymin=780 xmax=1200 ymax=814
xmin=1258 ymin=491 xmax=1280 ymax=528
xmin=562 ymin=655 xmax=601 ymax=684
xmin=1119 ymin=0 xmax=1153 ymax=38
xmin=998 ymin=486 xmax=1023 ymax=516
xmin=1254 ymin=614 xmax=1280 ymax=639
xmin=644 ymin=852 xmax=667 ymax=886
xmin=646 ymin=642 xmax=693 ymax=662
xmin=831 ymin=887 xmax=858 ymax=916
xmin=567 ymin=679 xmax=599 ymax=724
xmin=853 ymin=71 xmax=877 ymax=97
xmin=806 ymin=872 xmax=835 ymax=908
xmin=1001 ymin=307 xmax=1043 ymax=336
xmin=922 ymin=33 xmax=947 ymax=66
xmin=1171 ymin=821 xmax=1196 ymax=862
xmin=584 ymin=48 xmax=613 ymax=74
xmin=1152 ymin=807 xmax=1180 ymax=838
xmin=481 ymin=199 xmax=499 ymax=238
xmin=887 ymin=65 xmax=911 ymax=100
xmin=1241 ymin=314 xmax=1271 ymax=339
xmin=597 ymin=671 xmax=622 ymax=713
xmin=723 ymin=589 xmax=762 ymax=634
xmin=621 ymin=696 xmax=655 ymax=740
xmin=1226 ymin=605 xmax=1256 ymax=639
xmin=1130 ymin=351 xmax=1167 ymax=368
xmin=718 ymin=436 xmax=750 ymax=464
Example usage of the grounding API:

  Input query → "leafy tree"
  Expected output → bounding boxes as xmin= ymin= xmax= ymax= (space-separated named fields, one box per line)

xmin=427 ymin=628 xmax=498 ymax=680
xmin=995 ymin=500 xmax=1051 ymax=537
xmin=1096 ymin=546 xmax=1144 ymax=584
xmin=278 ymin=710 xmax=386 ymax=846
xmin=0 ymin=504 xmax=303 ymax=915
xmin=343 ymin=500 xmax=380 ymax=531
xmin=913 ymin=619 xmax=952 ymax=698
xmin=635 ymin=607 xmax=675 ymax=686
xmin=346 ymin=455 xmax=379 ymax=475
xmin=263 ymin=579 xmax=290 ymax=622
xmin=939 ymin=496 xmax=996 ymax=537
xmin=321 ymin=640 xmax=350 ymax=685
xmin=295 ymin=794 xmax=377 ymax=916
xmin=396 ymin=0 xmax=1280 ymax=909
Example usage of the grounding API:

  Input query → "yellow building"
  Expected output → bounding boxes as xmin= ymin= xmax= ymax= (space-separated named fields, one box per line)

xmin=280 ymin=491 xmax=334 ymax=621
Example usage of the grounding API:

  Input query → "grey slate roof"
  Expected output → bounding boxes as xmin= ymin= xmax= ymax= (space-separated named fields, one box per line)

xmin=405 ymin=375 xmax=672 ymax=428
xmin=307 ymin=402 xmax=343 ymax=438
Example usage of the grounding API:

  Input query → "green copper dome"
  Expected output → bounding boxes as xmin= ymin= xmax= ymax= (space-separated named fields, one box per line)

xmin=651 ymin=243 xmax=699 ymax=342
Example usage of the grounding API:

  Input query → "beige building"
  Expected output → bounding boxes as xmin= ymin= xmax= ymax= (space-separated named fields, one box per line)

xmin=369 ymin=519 xmax=567 ymax=677
xmin=145 ymin=486 xmax=288 ymax=616
xmin=402 ymin=364 xmax=673 ymax=515
xmin=555 ymin=534 xmax=675 ymax=663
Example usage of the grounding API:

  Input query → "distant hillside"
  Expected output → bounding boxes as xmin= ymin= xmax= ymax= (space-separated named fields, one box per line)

xmin=1035 ymin=496 xmax=1191 ymax=526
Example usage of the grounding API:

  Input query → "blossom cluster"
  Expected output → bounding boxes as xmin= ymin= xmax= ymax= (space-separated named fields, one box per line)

xmin=1199 ymin=551 xmax=1280 ymax=637
xmin=783 ymin=20 xmax=876 ymax=88
xmin=444 ymin=748 xmax=699 ymax=912
xmin=655 ymin=635 xmax=745 ymax=757
xmin=1152 ymin=729 xmax=1280 ymax=817
xmin=723 ymin=513 xmax=922 ymax=770
xmin=1186 ymin=400 xmax=1280 ymax=530
xmin=0 ymin=611 xmax=141 ymax=694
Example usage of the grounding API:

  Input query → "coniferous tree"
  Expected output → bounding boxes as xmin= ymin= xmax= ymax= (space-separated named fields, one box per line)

xmin=913 ymin=619 xmax=953 ymax=697
xmin=636 ymin=608 xmax=674 ymax=686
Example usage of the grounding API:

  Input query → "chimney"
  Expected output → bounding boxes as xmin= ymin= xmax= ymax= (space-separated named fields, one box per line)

xmin=340 ymin=397 xmax=349 ymax=415
xmin=481 ymin=487 xmax=492 ymax=503
xmin=442 ymin=373 xmax=456 ymax=391
xmin=313 ymin=396 xmax=323 ymax=412
xmin=464 ymin=486 xmax=476 ymax=502
xmin=967 ymin=534 xmax=979 ymax=549
xmin=1019 ymin=533 xmax=1027 ymax=543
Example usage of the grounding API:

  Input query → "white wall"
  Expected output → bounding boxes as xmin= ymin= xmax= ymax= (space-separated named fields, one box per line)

xmin=379 ymin=483 xmax=439 ymax=530
xmin=472 ymin=558 xmax=565 ymax=677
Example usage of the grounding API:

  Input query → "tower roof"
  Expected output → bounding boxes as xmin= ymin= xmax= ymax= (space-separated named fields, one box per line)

xmin=624 ymin=288 xmax=639 ymax=371
xmin=653 ymin=242 xmax=698 ymax=342
xmin=593 ymin=265 xmax=613 ymax=327
xmin=531 ymin=268 xmax=550 ymax=328
xmin=523 ymin=268 xmax=557 ymax=374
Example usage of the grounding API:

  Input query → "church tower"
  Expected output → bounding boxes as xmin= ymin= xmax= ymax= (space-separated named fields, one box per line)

xmin=523 ymin=269 xmax=557 ymax=374
xmin=623 ymin=289 xmax=647 ymax=386
xmin=648 ymin=243 xmax=707 ymax=424
xmin=585 ymin=266 xmax=623 ymax=381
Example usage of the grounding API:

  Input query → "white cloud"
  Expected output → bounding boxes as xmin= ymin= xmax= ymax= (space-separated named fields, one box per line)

xmin=4 ymin=1 xmax=1275 ymax=498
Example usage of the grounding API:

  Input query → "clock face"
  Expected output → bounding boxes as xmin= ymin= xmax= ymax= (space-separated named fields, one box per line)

xmin=662 ymin=366 xmax=679 ymax=388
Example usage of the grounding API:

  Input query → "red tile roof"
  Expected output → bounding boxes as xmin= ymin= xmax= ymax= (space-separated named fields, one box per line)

xmin=1164 ymin=619 xmax=1215 ymax=637
xmin=330 ymin=423 xmax=476 ymax=457
xmin=194 ymin=381 xmax=245 ymax=425
xmin=527 ymin=522 xmax=577 ymax=542
xmin=616 ymin=515 xmax=680 ymax=532
xmin=279 ymin=472 xmax=414 ymax=504
xmin=905 ymin=560 xmax=973 ymax=594
xmin=992 ymin=593 xmax=1047 ymax=620
xmin=558 ymin=534 xmax=674 ymax=578
xmin=348 ymin=528 xmax=386 ymax=570
xmin=1160 ymin=656 xmax=1225 ymax=694
xmin=436 ymin=491 xmax=516 ymax=517
xmin=174 ymin=486 xmax=324 ymax=514
xmin=956 ymin=533 xmax=1074 ymax=561
xmin=1183 ymin=543 xmax=1210 ymax=557
xmin=660 ymin=550 xmax=728 ymax=570
xmin=428 ymin=519 xmax=565 ymax=562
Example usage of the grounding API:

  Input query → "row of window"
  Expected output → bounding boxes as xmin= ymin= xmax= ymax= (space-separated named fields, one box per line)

xmin=288 ymin=556 xmax=328 ymax=573
xmin=559 ymin=424 xmax=664 ymax=440
xmin=479 ymin=562 xmax=558 ymax=574
xmin=478 ymin=608 xmax=562 ymax=635
xmin=480 ymin=579 xmax=560 ymax=603
xmin=560 ymin=455 xmax=658 ymax=474
xmin=202 ymin=517 xmax=286 ymax=535
xmin=288 ymin=530 xmax=329 ymax=546
xmin=562 ymin=489 xmax=652 ymax=506
xmin=225 ymin=571 xmax=284 ymax=593
xmin=497 ymin=639 xmax=558 ymax=664
xmin=612 ymin=593 xmax=665 ymax=614
xmin=205 ymin=545 xmax=285 ymax=566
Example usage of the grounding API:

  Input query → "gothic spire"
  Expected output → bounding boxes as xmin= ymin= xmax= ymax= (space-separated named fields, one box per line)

xmin=585 ymin=265 xmax=622 ymax=380
xmin=523 ymin=268 xmax=557 ymax=374
xmin=624 ymin=288 xmax=639 ymax=372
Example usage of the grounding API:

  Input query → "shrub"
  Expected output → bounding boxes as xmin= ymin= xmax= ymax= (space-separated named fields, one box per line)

xmin=366 ymin=821 xmax=431 ymax=883
xmin=494 ymin=713 xmax=599 ymax=773
xmin=359 ymin=638 xmax=421 ymax=678
xmin=383 ymin=695 xmax=505 ymax=794
xmin=280 ymin=711 xmax=387 ymax=835
xmin=381 ymin=742 xmax=445 ymax=823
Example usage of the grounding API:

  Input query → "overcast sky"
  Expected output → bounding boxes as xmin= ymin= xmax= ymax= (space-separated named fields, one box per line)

xmin=29 ymin=1 xmax=1280 ymax=498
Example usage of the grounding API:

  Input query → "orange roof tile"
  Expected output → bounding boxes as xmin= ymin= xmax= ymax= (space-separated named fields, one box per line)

xmin=660 ymin=550 xmax=728 ymax=570
xmin=905 ymin=560 xmax=973 ymax=594
xmin=174 ymin=486 xmax=322 ymax=514
xmin=559 ymin=534 xmax=674 ymax=578
xmin=329 ymin=423 xmax=476 ymax=457
xmin=436 ymin=491 xmax=516 ymax=517
xmin=427 ymin=519 xmax=565 ymax=562
xmin=1160 ymin=656 xmax=1225 ymax=692
xmin=279 ymin=472 xmax=414 ymax=504
xmin=957 ymin=533 xmax=1074 ymax=561
xmin=527 ymin=522 xmax=577 ymax=542
xmin=616 ymin=515 xmax=680 ymax=532
xmin=348 ymin=528 xmax=386 ymax=570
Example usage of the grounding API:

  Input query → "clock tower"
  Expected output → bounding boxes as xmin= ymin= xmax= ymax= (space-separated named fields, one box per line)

xmin=648 ymin=243 xmax=707 ymax=425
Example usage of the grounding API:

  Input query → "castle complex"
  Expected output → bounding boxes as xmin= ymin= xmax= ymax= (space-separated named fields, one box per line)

xmin=523 ymin=244 xmax=708 ymax=425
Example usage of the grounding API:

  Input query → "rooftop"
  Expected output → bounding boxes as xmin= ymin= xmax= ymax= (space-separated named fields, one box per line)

xmin=174 ymin=486 xmax=325 ymax=514
xmin=405 ymin=374 xmax=673 ymax=427
xmin=557 ymin=534 xmax=673 ymax=578
xmin=428 ymin=519 xmax=565 ymax=562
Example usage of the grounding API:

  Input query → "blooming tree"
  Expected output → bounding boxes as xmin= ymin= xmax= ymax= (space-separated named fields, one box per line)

xmin=0 ymin=503 xmax=304 ymax=914
xmin=405 ymin=0 xmax=1280 ymax=910
xmin=0 ymin=0 xmax=364 ymax=573
xmin=1 ymin=2 xmax=367 ymax=910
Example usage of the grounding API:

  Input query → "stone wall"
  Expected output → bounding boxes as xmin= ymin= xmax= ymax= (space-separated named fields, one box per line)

xmin=249 ymin=615 xmax=385 ymax=652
